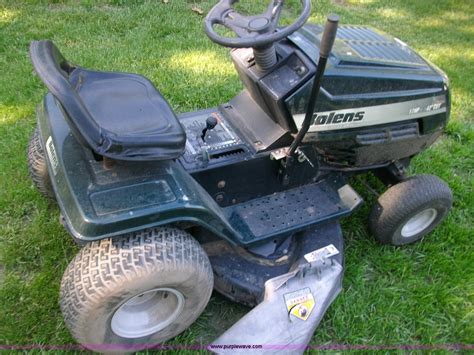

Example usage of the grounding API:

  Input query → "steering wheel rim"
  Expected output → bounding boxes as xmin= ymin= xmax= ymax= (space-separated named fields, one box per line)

xmin=204 ymin=0 xmax=311 ymax=48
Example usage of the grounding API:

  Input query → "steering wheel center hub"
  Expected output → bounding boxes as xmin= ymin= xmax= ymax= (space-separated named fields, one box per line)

xmin=249 ymin=17 xmax=270 ymax=31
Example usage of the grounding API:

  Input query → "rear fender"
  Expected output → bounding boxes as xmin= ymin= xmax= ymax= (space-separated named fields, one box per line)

xmin=36 ymin=94 xmax=239 ymax=244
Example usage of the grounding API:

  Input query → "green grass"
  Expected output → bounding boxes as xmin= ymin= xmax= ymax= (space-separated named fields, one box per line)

xmin=0 ymin=0 xmax=473 ymax=350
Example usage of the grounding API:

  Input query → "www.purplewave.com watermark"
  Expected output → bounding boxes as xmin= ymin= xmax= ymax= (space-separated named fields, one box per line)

xmin=0 ymin=343 xmax=472 ymax=351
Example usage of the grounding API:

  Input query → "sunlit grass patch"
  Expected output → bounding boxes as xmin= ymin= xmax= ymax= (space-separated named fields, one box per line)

xmin=0 ymin=7 xmax=19 ymax=23
xmin=166 ymin=50 xmax=236 ymax=77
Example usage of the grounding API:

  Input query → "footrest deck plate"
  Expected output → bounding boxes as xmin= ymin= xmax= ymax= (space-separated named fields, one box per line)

xmin=223 ymin=178 xmax=361 ymax=244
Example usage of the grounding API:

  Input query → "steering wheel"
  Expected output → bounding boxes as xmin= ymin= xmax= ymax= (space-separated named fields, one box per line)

xmin=205 ymin=0 xmax=311 ymax=49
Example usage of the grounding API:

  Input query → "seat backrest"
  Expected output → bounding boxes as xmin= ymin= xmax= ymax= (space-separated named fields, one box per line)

xmin=29 ymin=40 xmax=103 ymax=151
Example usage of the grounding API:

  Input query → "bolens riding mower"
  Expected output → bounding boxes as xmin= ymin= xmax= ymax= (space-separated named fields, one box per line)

xmin=28 ymin=0 xmax=453 ymax=352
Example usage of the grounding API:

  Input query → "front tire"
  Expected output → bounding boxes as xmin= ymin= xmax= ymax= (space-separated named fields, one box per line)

xmin=369 ymin=174 xmax=452 ymax=245
xmin=60 ymin=227 xmax=214 ymax=353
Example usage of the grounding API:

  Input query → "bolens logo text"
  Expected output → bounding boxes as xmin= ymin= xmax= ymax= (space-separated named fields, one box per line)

xmin=311 ymin=111 xmax=365 ymax=126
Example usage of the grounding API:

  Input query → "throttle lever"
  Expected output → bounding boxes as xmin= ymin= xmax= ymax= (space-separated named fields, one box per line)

xmin=279 ymin=14 xmax=340 ymax=185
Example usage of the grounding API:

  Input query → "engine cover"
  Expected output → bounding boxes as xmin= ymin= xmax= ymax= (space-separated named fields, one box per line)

xmin=285 ymin=24 xmax=450 ymax=166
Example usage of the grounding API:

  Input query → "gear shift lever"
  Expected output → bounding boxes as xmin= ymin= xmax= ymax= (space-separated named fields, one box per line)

xmin=201 ymin=116 xmax=218 ymax=141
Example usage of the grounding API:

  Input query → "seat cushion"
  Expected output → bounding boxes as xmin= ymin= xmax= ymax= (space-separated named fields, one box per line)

xmin=70 ymin=69 xmax=186 ymax=160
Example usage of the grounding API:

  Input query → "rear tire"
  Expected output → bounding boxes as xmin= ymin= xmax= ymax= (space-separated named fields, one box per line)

xmin=27 ymin=128 xmax=54 ymax=200
xmin=60 ymin=227 xmax=214 ymax=353
xmin=369 ymin=174 xmax=452 ymax=245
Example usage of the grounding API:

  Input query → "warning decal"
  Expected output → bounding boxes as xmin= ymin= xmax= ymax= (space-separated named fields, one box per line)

xmin=283 ymin=287 xmax=315 ymax=321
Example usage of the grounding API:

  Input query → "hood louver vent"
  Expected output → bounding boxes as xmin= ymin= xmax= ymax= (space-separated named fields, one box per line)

xmin=340 ymin=26 xmax=426 ymax=66
xmin=290 ymin=25 xmax=429 ymax=69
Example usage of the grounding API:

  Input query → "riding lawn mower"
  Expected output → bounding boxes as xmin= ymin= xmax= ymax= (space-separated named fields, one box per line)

xmin=27 ymin=0 xmax=453 ymax=352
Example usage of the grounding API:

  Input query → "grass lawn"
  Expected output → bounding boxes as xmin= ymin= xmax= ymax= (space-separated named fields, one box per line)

xmin=0 ymin=0 xmax=472 ymax=350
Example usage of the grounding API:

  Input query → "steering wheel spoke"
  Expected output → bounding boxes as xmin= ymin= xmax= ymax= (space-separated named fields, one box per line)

xmin=265 ymin=0 xmax=284 ymax=30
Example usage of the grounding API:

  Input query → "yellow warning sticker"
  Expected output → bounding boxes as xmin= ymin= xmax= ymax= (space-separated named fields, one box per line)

xmin=283 ymin=287 xmax=315 ymax=321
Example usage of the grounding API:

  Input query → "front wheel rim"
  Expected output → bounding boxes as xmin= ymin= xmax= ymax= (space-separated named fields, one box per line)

xmin=111 ymin=287 xmax=185 ymax=339
xmin=401 ymin=208 xmax=438 ymax=238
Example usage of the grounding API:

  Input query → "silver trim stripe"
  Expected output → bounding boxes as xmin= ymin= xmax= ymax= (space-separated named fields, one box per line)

xmin=45 ymin=136 xmax=59 ymax=176
xmin=293 ymin=95 xmax=446 ymax=132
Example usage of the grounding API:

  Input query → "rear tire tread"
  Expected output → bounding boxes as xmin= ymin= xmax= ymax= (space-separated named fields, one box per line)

xmin=27 ymin=128 xmax=54 ymax=199
xmin=60 ymin=227 xmax=213 ymax=348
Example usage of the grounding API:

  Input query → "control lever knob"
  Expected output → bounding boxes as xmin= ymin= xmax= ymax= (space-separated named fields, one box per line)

xmin=201 ymin=116 xmax=218 ymax=141
xmin=206 ymin=116 xmax=218 ymax=130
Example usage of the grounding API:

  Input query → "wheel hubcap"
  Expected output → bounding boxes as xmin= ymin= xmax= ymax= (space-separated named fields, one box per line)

xmin=111 ymin=287 xmax=185 ymax=338
xmin=401 ymin=208 xmax=438 ymax=238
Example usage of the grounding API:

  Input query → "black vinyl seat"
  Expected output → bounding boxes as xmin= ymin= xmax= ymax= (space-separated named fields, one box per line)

xmin=29 ymin=40 xmax=186 ymax=161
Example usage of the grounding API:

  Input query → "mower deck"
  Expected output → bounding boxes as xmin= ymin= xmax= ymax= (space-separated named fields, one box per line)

xmin=207 ymin=220 xmax=344 ymax=307
xmin=212 ymin=255 xmax=343 ymax=354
